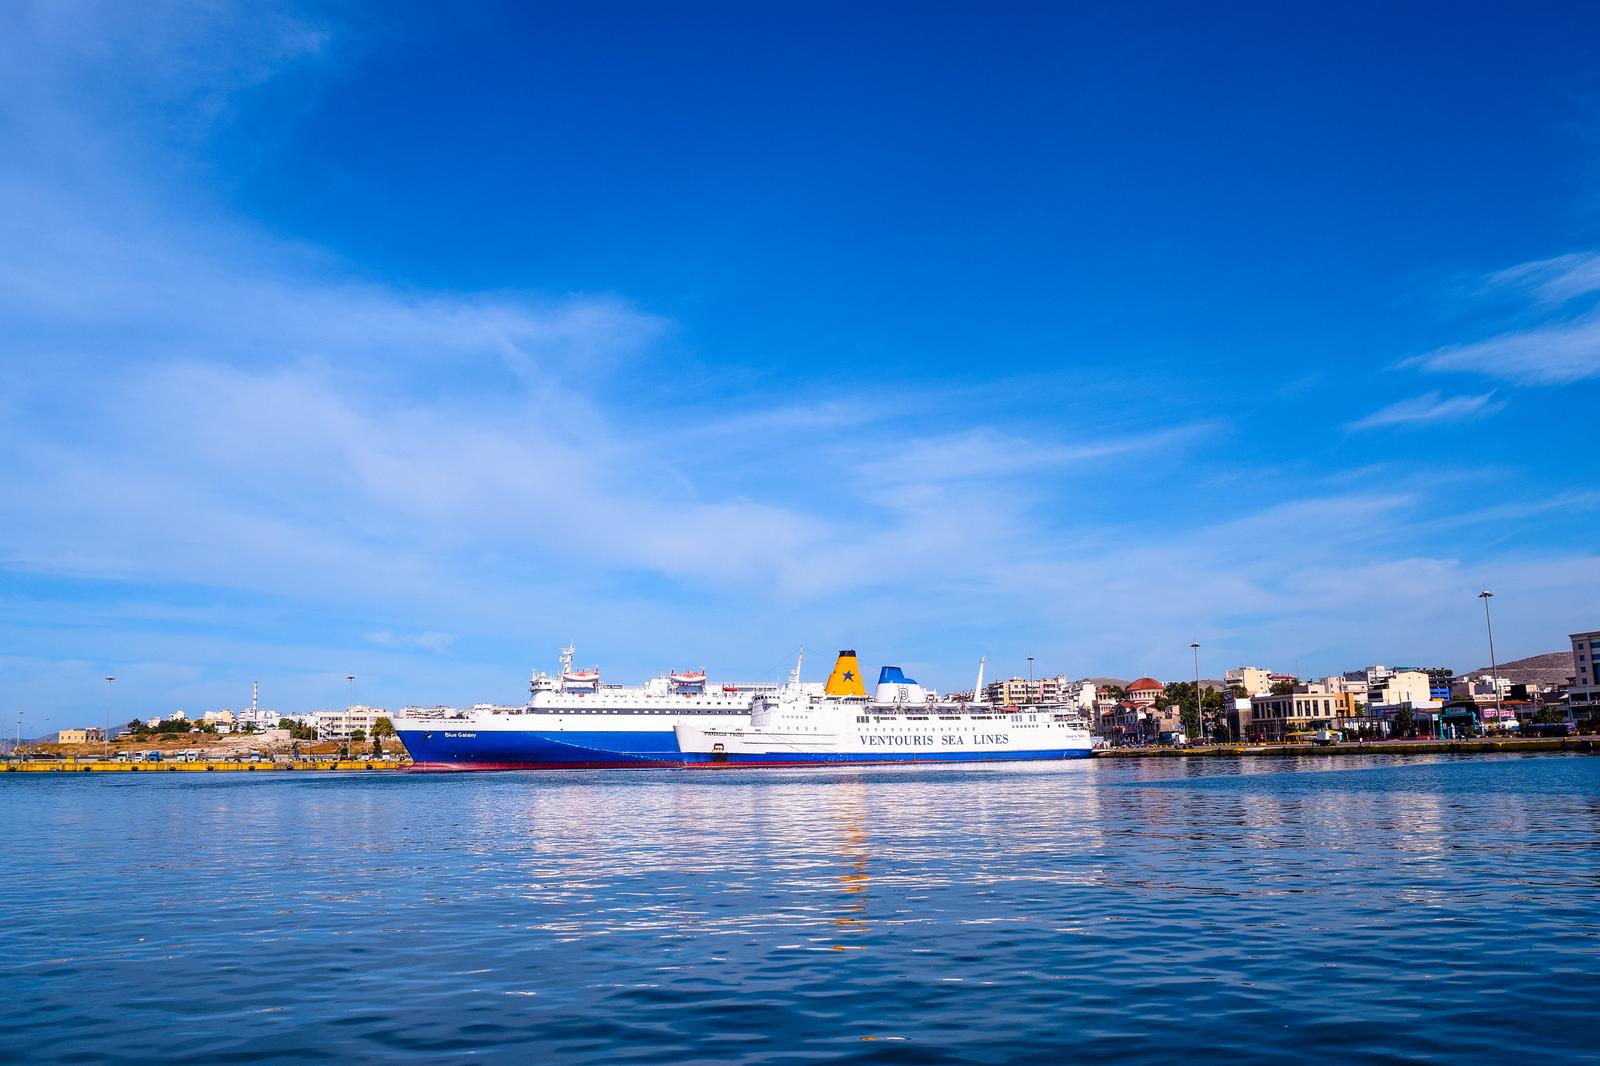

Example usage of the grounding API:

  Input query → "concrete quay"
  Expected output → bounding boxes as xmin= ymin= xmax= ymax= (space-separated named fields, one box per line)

xmin=2 ymin=757 xmax=409 ymax=773
xmin=1095 ymin=736 xmax=1599 ymax=758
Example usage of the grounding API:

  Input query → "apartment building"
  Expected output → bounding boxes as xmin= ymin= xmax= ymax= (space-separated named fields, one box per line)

xmin=983 ymin=677 xmax=1062 ymax=705
xmin=1225 ymin=667 xmax=1274 ymax=695
xmin=1570 ymin=630 xmax=1600 ymax=719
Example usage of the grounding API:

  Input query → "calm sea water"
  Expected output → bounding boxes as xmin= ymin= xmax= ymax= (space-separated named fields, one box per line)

xmin=4 ymin=754 xmax=1598 ymax=1064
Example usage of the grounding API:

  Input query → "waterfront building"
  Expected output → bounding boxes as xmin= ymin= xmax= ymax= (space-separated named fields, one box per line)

xmin=1226 ymin=693 xmax=1254 ymax=738
xmin=1224 ymin=667 xmax=1274 ymax=695
xmin=1368 ymin=670 xmax=1436 ymax=710
xmin=1098 ymin=700 xmax=1154 ymax=742
xmin=1050 ymin=678 xmax=1097 ymax=710
xmin=201 ymin=709 xmax=238 ymax=731
xmin=1247 ymin=689 xmax=1358 ymax=740
xmin=57 ymin=728 xmax=102 ymax=744
xmin=983 ymin=676 xmax=1062 ymax=705
xmin=1569 ymin=630 xmax=1600 ymax=721
xmin=315 ymin=705 xmax=390 ymax=740
xmin=1450 ymin=675 xmax=1512 ymax=705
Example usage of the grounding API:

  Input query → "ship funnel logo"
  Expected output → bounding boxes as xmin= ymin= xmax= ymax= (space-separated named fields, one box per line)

xmin=825 ymin=649 xmax=866 ymax=696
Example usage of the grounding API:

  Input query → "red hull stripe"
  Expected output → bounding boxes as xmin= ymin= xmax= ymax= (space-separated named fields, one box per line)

xmin=405 ymin=761 xmax=679 ymax=772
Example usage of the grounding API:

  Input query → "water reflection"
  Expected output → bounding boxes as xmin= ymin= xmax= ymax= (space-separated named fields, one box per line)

xmin=2 ymin=756 xmax=1598 ymax=1064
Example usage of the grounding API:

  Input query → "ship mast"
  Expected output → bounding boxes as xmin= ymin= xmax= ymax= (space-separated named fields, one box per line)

xmin=973 ymin=656 xmax=987 ymax=705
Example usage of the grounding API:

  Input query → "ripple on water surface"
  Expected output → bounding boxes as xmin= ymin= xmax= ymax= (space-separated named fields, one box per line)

xmin=3 ymin=754 xmax=1599 ymax=1064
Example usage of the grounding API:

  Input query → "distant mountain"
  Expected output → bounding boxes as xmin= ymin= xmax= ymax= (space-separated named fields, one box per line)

xmin=1456 ymin=651 xmax=1573 ymax=686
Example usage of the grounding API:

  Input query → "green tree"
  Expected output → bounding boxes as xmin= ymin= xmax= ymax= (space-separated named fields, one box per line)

xmin=1161 ymin=681 xmax=1225 ymax=740
xmin=372 ymin=716 xmax=395 ymax=755
xmin=1270 ymin=679 xmax=1298 ymax=695
xmin=1394 ymin=705 xmax=1416 ymax=736
xmin=350 ymin=728 xmax=366 ymax=743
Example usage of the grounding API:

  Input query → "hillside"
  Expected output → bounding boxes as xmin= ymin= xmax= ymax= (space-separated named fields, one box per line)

xmin=1456 ymin=651 xmax=1573 ymax=686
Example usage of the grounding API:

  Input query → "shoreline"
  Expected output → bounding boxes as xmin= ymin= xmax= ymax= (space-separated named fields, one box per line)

xmin=1095 ymin=736 xmax=1599 ymax=757
xmin=1 ymin=757 xmax=408 ymax=773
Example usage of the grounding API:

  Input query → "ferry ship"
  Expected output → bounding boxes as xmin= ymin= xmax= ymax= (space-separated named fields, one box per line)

xmin=395 ymin=645 xmax=776 ymax=770
xmin=675 ymin=650 xmax=1095 ymax=767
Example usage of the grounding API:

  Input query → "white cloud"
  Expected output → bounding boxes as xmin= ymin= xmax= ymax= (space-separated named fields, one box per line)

xmin=1347 ymin=391 xmax=1505 ymax=430
xmin=1486 ymin=251 xmax=1600 ymax=304
xmin=1409 ymin=312 xmax=1600 ymax=385
xmin=1408 ymin=251 xmax=1600 ymax=385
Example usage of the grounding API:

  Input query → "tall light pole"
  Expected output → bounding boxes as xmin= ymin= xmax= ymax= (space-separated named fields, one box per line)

xmin=346 ymin=674 xmax=356 ymax=709
xmin=1191 ymin=643 xmax=1203 ymax=741
xmin=1027 ymin=656 xmax=1035 ymax=705
xmin=1479 ymin=591 xmax=1503 ymax=736
xmin=14 ymin=712 xmax=22 ymax=760
xmin=104 ymin=676 xmax=115 ymax=759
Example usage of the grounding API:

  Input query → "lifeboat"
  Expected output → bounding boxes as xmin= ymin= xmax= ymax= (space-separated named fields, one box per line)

xmin=670 ymin=671 xmax=707 ymax=684
xmin=563 ymin=669 xmax=600 ymax=684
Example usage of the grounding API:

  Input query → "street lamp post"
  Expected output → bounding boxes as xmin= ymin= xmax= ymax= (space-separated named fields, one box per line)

xmin=1191 ymin=642 xmax=1203 ymax=742
xmin=104 ymin=676 xmax=115 ymax=759
xmin=1479 ymin=591 xmax=1503 ymax=737
xmin=1027 ymin=656 xmax=1035 ymax=705
xmin=346 ymin=674 xmax=356 ymax=709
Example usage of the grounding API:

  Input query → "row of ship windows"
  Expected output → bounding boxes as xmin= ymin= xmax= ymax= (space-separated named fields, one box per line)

xmin=542 ymin=708 xmax=748 ymax=716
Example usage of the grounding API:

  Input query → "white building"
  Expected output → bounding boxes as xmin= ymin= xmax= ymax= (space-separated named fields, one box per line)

xmin=1450 ymin=675 xmax=1511 ymax=705
xmin=314 ymin=705 xmax=390 ymax=739
xmin=1368 ymin=670 xmax=1442 ymax=717
xmin=1064 ymin=680 xmax=1097 ymax=710
xmin=233 ymin=707 xmax=286 ymax=731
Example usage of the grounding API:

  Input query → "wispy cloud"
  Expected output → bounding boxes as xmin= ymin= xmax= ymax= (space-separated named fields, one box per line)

xmin=1347 ymin=391 xmax=1504 ymax=430
xmin=365 ymin=631 xmax=458 ymax=654
xmin=1486 ymin=251 xmax=1600 ymax=304
xmin=1408 ymin=251 xmax=1600 ymax=384
xmin=1409 ymin=313 xmax=1600 ymax=385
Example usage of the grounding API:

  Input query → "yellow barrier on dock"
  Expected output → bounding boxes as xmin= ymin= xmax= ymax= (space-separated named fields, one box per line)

xmin=1095 ymin=737 xmax=1598 ymax=757
xmin=1 ymin=758 xmax=410 ymax=773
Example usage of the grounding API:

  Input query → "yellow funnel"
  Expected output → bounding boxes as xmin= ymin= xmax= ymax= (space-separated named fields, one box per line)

xmin=825 ymin=649 xmax=866 ymax=696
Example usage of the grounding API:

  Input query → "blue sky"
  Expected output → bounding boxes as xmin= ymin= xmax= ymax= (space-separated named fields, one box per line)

xmin=4 ymin=1 xmax=1600 ymax=729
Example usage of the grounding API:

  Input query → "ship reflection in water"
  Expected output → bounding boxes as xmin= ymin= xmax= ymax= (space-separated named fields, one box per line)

xmin=3 ymin=755 xmax=1599 ymax=1063
xmin=832 ymin=788 xmax=872 ymax=949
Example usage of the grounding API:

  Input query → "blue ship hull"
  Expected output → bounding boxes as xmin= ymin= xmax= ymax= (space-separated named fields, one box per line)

xmin=398 ymin=727 xmax=682 ymax=771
